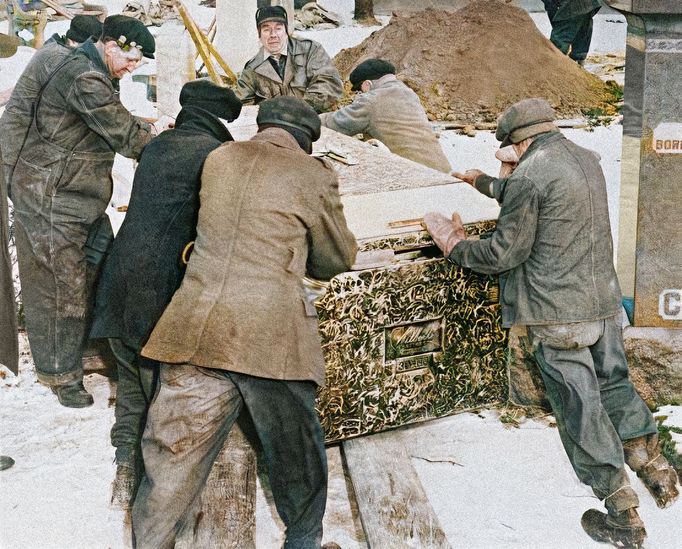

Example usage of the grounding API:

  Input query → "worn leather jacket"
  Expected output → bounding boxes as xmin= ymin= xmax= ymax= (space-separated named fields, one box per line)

xmin=449 ymin=131 xmax=622 ymax=327
xmin=236 ymin=36 xmax=343 ymax=113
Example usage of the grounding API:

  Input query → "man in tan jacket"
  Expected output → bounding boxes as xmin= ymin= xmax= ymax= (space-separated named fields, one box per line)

xmin=320 ymin=58 xmax=451 ymax=173
xmin=236 ymin=5 xmax=343 ymax=113
xmin=132 ymin=96 xmax=357 ymax=549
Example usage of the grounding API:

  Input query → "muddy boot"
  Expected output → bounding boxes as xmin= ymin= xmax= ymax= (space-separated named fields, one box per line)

xmin=624 ymin=434 xmax=679 ymax=508
xmin=581 ymin=507 xmax=646 ymax=549
xmin=111 ymin=462 xmax=139 ymax=510
xmin=51 ymin=381 xmax=94 ymax=408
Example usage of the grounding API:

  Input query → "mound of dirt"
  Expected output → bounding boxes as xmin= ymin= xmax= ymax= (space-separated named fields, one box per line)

xmin=333 ymin=0 xmax=616 ymax=123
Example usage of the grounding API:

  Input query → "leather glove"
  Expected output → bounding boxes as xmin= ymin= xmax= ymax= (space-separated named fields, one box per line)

xmin=424 ymin=212 xmax=466 ymax=256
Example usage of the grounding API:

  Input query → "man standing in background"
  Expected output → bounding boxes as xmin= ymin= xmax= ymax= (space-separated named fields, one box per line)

xmin=236 ymin=5 xmax=343 ymax=113
xmin=542 ymin=0 xmax=602 ymax=65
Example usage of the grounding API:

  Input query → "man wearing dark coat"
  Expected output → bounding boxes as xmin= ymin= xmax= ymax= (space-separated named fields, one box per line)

xmin=0 ymin=15 xmax=156 ymax=408
xmin=90 ymin=79 xmax=242 ymax=508
xmin=426 ymin=98 xmax=678 ymax=549
xmin=542 ymin=0 xmax=602 ymax=65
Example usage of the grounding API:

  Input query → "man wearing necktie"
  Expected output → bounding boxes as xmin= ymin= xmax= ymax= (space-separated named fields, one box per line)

xmin=236 ymin=5 xmax=343 ymax=113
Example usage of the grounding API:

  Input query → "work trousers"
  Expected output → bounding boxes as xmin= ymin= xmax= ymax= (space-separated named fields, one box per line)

xmin=12 ymin=208 xmax=97 ymax=386
xmin=529 ymin=315 xmax=657 ymax=509
xmin=0 ymin=161 xmax=18 ymax=374
xmin=132 ymin=363 xmax=328 ymax=549
xmin=109 ymin=338 xmax=158 ymax=464
xmin=543 ymin=1 xmax=600 ymax=61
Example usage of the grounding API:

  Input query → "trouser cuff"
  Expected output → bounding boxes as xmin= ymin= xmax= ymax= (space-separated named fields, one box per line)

xmin=36 ymin=368 xmax=82 ymax=387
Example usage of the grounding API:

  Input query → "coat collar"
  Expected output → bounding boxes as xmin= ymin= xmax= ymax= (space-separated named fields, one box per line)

xmin=520 ymin=130 xmax=563 ymax=162
xmin=174 ymin=105 xmax=233 ymax=142
xmin=252 ymin=37 xmax=299 ymax=86
xmin=251 ymin=126 xmax=303 ymax=152
xmin=74 ymin=38 xmax=110 ymax=79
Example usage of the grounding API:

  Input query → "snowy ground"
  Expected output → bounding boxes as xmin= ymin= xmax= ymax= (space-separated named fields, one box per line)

xmin=2 ymin=5 xmax=681 ymax=549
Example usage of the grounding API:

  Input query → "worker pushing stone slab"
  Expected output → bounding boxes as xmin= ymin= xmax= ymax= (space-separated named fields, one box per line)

xmin=230 ymin=106 xmax=506 ymax=441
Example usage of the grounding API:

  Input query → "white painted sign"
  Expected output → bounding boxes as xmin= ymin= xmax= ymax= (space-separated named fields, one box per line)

xmin=653 ymin=123 xmax=682 ymax=154
xmin=659 ymin=289 xmax=682 ymax=320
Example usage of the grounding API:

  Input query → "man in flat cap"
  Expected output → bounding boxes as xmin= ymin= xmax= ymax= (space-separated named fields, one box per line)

xmin=132 ymin=96 xmax=357 ymax=548
xmin=424 ymin=98 xmax=679 ymax=549
xmin=90 ymin=79 xmax=243 ymax=509
xmin=236 ymin=5 xmax=343 ymax=113
xmin=321 ymin=58 xmax=451 ymax=173
xmin=0 ymin=15 xmax=157 ymax=408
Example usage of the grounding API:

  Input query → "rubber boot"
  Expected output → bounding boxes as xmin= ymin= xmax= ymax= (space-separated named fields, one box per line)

xmin=51 ymin=380 xmax=94 ymax=408
xmin=581 ymin=507 xmax=646 ymax=549
xmin=623 ymin=434 xmax=679 ymax=508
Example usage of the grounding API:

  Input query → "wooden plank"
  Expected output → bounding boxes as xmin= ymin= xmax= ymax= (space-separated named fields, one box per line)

xmin=182 ymin=423 xmax=257 ymax=548
xmin=342 ymin=432 xmax=451 ymax=549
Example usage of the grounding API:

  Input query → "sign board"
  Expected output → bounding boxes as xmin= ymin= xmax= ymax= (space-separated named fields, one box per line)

xmin=653 ymin=123 xmax=682 ymax=154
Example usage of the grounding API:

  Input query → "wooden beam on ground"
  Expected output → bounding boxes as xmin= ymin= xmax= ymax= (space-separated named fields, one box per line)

xmin=342 ymin=431 xmax=451 ymax=548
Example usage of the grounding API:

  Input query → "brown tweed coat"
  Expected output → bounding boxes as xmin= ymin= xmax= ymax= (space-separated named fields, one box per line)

xmin=141 ymin=128 xmax=357 ymax=386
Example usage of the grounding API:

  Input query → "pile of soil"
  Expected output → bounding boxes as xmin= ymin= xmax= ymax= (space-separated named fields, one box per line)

xmin=334 ymin=0 xmax=616 ymax=123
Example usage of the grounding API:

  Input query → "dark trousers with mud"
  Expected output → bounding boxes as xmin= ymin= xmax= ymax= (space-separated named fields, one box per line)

xmin=10 ymin=186 xmax=112 ymax=387
xmin=108 ymin=338 xmax=158 ymax=465
xmin=132 ymin=363 xmax=328 ymax=549
xmin=528 ymin=315 xmax=658 ymax=512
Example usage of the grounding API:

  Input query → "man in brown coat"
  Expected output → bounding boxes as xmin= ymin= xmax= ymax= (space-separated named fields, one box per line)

xmin=132 ymin=96 xmax=357 ymax=549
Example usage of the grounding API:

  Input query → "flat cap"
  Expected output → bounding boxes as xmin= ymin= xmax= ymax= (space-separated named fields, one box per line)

xmin=349 ymin=58 xmax=396 ymax=91
xmin=66 ymin=15 xmax=103 ymax=44
xmin=102 ymin=15 xmax=155 ymax=59
xmin=496 ymin=98 xmax=558 ymax=147
xmin=179 ymin=79 xmax=242 ymax=122
xmin=255 ymin=5 xmax=287 ymax=28
xmin=256 ymin=96 xmax=321 ymax=141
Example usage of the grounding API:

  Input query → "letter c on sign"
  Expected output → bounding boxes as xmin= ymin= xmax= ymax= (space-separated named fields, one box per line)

xmin=659 ymin=290 xmax=682 ymax=320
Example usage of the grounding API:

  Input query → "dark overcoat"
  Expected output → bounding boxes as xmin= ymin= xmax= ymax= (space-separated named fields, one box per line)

xmin=90 ymin=106 xmax=233 ymax=349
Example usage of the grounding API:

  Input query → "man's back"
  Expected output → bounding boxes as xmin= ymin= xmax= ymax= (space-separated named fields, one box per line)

xmin=91 ymin=116 xmax=231 ymax=348
xmin=142 ymin=127 xmax=357 ymax=384
xmin=500 ymin=131 xmax=621 ymax=324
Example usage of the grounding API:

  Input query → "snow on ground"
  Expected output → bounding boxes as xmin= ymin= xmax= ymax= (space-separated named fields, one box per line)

xmin=1 ymin=5 xmax=680 ymax=549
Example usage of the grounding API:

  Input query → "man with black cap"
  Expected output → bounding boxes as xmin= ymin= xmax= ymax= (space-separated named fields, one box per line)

xmin=321 ymin=57 xmax=451 ymax=173
xmin=131 ymin=96 xmax=357 ymax=548
xmin=90 ymin=78 xmax=243 ymax=509
xmin=0 ymin=15 xmax=156 ymax=408
xmin=424 ymin=98 xmax=679 ymax=549
xmin=236 ymin=5 xmax=343 ymax=113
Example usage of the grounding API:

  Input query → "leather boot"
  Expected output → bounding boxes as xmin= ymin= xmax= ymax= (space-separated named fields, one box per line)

xmin=581 ymin=507 xmax=646 ymax=549
xmin=623 ymin=434 xmax=679 ymax=508
xmin=0 ymin=455 xmax=15 ymax=471
xmin=51 ymin=381 xmax=94 ymax=408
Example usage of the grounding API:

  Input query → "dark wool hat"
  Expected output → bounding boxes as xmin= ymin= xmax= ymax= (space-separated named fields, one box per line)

xmin=102 ymin=15 xmax=155 ymax=59
xmin=496 ymin=98 xmax=558 ymax=147
xmin=349 ymin=58 xmax=396 ymax=91
xmin=256 ymin=96 xmax=321 ymax=141
xmin=255 ymin=5 xmax=288 ymax=28
xmin=65 ymin=15 xmax=103 ymax=44
xmin=179 ymin=79 xmax=242 ymax=122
